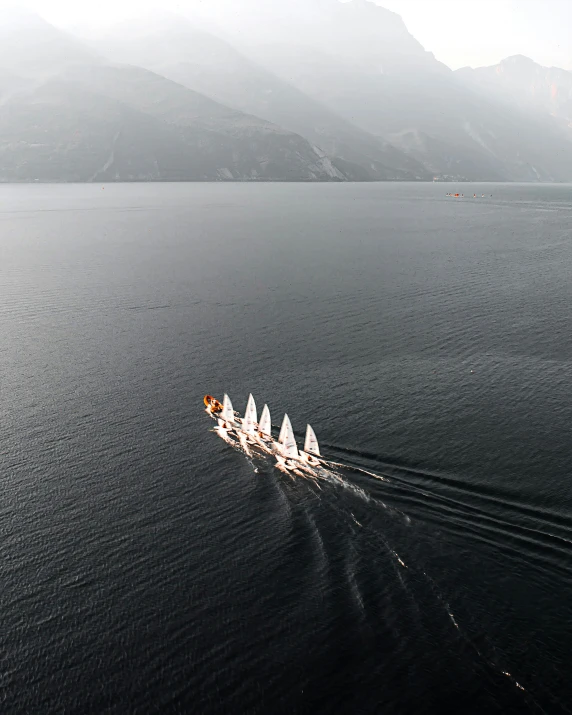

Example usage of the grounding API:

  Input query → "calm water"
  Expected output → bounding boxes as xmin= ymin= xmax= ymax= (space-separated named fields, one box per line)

xmin=2 ymin=182 xmax=572 ymax=714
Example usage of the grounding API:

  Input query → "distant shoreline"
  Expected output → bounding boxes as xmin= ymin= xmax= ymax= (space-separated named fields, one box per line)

xmin=0 ymin=178 xmax=567 ymax=185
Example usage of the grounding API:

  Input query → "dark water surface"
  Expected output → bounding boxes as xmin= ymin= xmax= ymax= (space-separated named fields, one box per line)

xmin=2 ymin=182 xmax=572 ymax=714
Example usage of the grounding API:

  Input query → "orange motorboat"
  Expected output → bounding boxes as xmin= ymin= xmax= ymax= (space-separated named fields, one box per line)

xmin=204 ymin=395 xmax=223 ymax=413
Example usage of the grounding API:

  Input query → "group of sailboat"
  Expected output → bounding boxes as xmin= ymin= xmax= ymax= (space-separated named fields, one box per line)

xmin=204 ymin=394 xmax=322 ymax=475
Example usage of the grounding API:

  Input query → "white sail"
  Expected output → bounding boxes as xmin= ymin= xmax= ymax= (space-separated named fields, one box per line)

xmin=278 ymin=414 xmax=298 ymax=459
xmin=221 ymin=394 xmax=235 ymax=423
xmin=259 ymin=404 xmax=271 ymax=437
xmin=242 ymin=394 xmax=257 ymax=435
xmin=278 ymin=413 xmax=288 ymax=444
xmin=303 ymin=424 xmax=320 ymax=456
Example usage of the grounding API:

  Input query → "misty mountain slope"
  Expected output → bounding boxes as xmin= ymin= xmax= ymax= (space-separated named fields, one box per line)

xmin=4 ymin=1 xmax=572 ymax=182
xmin=84 ymin=15 xmax=428 ymax=180
xmin=372 ymin=73 xmax=572 ymax=181
xmin=0 ymin=11 xmax=355 ymax=182
xmin=64 ymin=63 xmax=256 ymax=126
xmin=195 ymin=0 xmax=448 ymax=75
xmin=457 ymin=56 xmax=572 ymax=131
xmin=0 ymin=82 xmax=201 ymax=182
xmin=0 ymin=70 xmax=32 ymax=101
xmin=387 ymin=130 xmax=504 ymax=182
xmin=0 ymin=8 xmax=101 ymax=79
xmin=60 ymin=64 xmax=346 ymax=181
xmin=239 ymin=0 xmax=572 ymax=181
xmin=0 ymin=73 xmax=346 ymax=182
xmin=250 ymin=45 xmax=505 ymax=179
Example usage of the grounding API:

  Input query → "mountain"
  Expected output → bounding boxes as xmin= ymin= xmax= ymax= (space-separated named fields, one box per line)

xmin=218 ymin=0 xmax=572 ymax=181
xmin=61 ymin=64 xmax=348 ymax=180
xmin=0 ymin=70 xmax=347 ymax=182
xmin=189 ymin=0 xmax=448 ymax=74
xmin=0 ymin=81 xmax=202 ymax=182
xmin=0 ymin=8 xmax=101 ymax=78
xmin=0 ymin=13 xmax=353 ymax=182
xmin=456 ymin=55 xmax=572 ymax=132
xmin=0 ymin=69 xmax=30 ymax=101
xmin=83 ymin=14 xmax=428 ymax=180
xmin=4 ymin=2 xmax=572 ymax=183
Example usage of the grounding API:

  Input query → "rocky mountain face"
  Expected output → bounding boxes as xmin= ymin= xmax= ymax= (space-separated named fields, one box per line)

xmin=0 ymin=79 xmax=350 ymax=182
xmin=233 ymin=0 xmax=572 ymax=182
xmin=456 ymin=55 xmax=572 ymax=132
xmin=83 ymin=14 xmax=428 ymax=180
xmin=0 ymin=13 xmax=351 ymax=182
xmin=2 ymin=1 xmax=572 ymax=183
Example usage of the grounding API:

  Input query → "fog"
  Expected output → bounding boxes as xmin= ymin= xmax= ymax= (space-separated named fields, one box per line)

xmin=4 ymin=0 xmax=572 ymax=71
xmin=1 ymin=0 xmax=572 ymax=184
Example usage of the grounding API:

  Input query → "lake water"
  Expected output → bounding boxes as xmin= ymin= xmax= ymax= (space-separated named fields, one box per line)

xmin=2 ymin=182 xmax=572 ymax=713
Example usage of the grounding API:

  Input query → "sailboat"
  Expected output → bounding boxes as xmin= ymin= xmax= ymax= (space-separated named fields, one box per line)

xmin=278 ymin=414 xmax=298 ymax=457
xmin=258 ymin=404 xmax=271 ymax=439
xmin=242 ymin=394 xmax=257 ymax=436
xmin=204 ymin=393 xmax=323 ymax=474
xmin=253 ymin=404 xmax=275 ymax=454
xmin=213 ymin=393 xmax=238 ymax=444
xmin=300 ymin=424 xmax=321 ymax=466
xmin=238 ymin=394 xmax=257 ymax=451
xmin=219 ymin=394 xmax=235 ymax=427
xmin=276 ymin=413 xmax=302 ymax=472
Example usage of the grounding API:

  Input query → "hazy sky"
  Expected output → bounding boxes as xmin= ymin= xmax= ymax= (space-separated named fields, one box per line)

xmin=2 ymin=0 xmax=572 ymax=71
xmin=379 ymin=0 xmax=572 ymax=70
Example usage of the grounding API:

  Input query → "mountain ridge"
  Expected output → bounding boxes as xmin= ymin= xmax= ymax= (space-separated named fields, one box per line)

xmin=3 ymin=3 xmax=572 ymax=182
xmin=83 ymin=13 xmax=429 ymax=180
xmin=0 ymin=13 xmax=356 ymax=182
xmin=456 ymin=55 xmax=572 ymax=132
xmin=225 ymin=0 xmax=572 ymax=182
xmin=0 ymin=73 xmax=350 ymax=182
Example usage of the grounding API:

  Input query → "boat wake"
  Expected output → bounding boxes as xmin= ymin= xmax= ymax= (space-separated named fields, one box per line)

xmin=202 ymin=392 xmax=567 ymax=713
xmin=319 ymin=464 xmax=550 ymax=713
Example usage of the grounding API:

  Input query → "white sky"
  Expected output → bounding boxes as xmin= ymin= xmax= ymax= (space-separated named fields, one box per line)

xmin=379 ymin=0 xmax=572 ymax=70
xmin=2 ymin=0 xmax=572 ymax=71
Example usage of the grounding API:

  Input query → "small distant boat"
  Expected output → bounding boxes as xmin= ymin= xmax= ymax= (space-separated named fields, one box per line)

xmin=204 ymin=395 xmax=223 ymax=413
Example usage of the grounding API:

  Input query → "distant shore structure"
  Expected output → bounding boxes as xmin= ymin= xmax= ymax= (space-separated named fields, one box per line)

xmin=445 ymin=193 xmax=490 ymax=198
